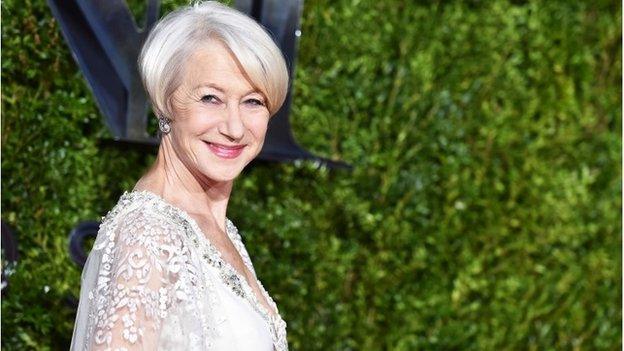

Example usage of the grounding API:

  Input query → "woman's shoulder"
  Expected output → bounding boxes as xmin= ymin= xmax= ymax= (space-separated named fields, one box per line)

xmin=93 ymin=190 xmax=190 ymax=251
xmin=101 ymin=190 xmax=184 ymax=226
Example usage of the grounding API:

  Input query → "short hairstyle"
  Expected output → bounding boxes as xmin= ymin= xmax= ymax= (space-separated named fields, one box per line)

xmin=138 ymin=0 xmax=290 ymax=120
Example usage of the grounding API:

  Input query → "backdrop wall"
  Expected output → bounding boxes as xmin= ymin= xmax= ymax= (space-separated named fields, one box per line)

xmin=1 ymin=0 xmax=621 ymax=349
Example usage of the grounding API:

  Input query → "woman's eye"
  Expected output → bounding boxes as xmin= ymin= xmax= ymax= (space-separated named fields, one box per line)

xmin=201 ymin=95 xmax=219 ymax=103
xmin=246 ymin=98 xmax=265 ymax=106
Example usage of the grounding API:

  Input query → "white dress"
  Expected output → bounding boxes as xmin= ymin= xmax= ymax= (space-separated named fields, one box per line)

xmin=69 ymin=190 xmax=288 ymax=350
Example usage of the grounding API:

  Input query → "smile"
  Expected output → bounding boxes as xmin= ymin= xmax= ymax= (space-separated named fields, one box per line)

xmin=204 ymin=141 xmax=246 ymax=159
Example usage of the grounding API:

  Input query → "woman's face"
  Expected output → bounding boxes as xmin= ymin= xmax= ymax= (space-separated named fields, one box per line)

xmin=167 ymin=40 xmax=270 ymax=183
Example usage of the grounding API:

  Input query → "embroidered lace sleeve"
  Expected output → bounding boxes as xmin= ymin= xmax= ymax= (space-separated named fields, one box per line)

xmin=80 ymin=207 xmax=192 ymax=350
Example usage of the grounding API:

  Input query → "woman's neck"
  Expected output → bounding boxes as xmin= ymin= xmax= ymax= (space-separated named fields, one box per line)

xmin=133 ymin=141 xmax=232 ymax=233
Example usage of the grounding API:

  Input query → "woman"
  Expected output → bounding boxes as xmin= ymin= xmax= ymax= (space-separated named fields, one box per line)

xmin=69 ymin=1 xmax=289 ymax=350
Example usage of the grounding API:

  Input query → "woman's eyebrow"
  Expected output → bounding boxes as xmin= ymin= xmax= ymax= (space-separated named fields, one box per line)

xmin=193 ymin=83 xmax=260 ymax=96
xmin=194 ymin=83 xmax=224 ymax=92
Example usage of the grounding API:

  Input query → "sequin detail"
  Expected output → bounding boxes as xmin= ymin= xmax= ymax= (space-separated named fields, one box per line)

xmin=125 ymin=190 xmax=288 ymax=351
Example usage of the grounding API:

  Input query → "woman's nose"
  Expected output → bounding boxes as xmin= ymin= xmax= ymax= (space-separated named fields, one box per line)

xmin=220 ymin=104 xmax=245 ymax=140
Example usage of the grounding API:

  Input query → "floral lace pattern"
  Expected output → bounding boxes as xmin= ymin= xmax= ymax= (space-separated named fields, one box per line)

xmin=71 ymin=190 xmax=288 ymax=351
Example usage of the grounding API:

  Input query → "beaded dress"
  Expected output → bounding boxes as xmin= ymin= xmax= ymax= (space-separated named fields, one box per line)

xmin=69 ymin=190 xmax=288 ymax=350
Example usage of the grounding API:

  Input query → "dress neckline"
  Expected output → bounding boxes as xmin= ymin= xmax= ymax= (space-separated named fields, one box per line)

xmin=123 ymin=189 xmax=284 ymax=325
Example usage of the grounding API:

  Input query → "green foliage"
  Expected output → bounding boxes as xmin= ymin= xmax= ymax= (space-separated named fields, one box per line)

xmin=1 ymin=0 xmax=621 ymax=349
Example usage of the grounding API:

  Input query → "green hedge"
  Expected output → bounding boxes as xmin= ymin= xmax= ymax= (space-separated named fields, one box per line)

xmin=2 ymin=0 xmax=621 ymax=349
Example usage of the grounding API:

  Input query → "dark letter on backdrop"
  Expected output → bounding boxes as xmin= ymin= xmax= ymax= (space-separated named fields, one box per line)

xmin=47 ymin=0 xmax=349 ymax=169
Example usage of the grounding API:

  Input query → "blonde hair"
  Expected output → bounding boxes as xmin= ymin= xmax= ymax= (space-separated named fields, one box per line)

xmin=138 ymin=0 xmax=290 ymax=119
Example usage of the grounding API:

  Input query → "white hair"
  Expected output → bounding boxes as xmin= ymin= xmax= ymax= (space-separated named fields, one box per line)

xmin=138 ymin=0 xmax=290 ymax=120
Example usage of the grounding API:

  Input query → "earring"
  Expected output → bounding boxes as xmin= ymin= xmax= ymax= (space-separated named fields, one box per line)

xmin=158 ymin=115 xmax=171 ymax=134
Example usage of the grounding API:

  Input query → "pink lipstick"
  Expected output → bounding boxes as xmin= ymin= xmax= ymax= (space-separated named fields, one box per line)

xmin=205 ymin=141 xmax=245 ymax=159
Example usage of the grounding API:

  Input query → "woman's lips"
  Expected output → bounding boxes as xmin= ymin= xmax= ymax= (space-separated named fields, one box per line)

xmin=204 ymin=141 xmax=245 ymax=159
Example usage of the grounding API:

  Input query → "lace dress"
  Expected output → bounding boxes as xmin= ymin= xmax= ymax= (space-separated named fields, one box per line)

xmin=69 ymin=190 xmax=288 ymax=350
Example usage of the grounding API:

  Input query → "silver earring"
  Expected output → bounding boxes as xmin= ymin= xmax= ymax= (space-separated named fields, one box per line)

xmin=159 ymin=116 xmax=171 ymax=134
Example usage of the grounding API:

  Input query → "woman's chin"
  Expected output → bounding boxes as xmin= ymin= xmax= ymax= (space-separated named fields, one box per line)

xmin=199 ymin=165 xmax=244 ymax=183
xmin=194 ymin=147 xmax=257 ymax=182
